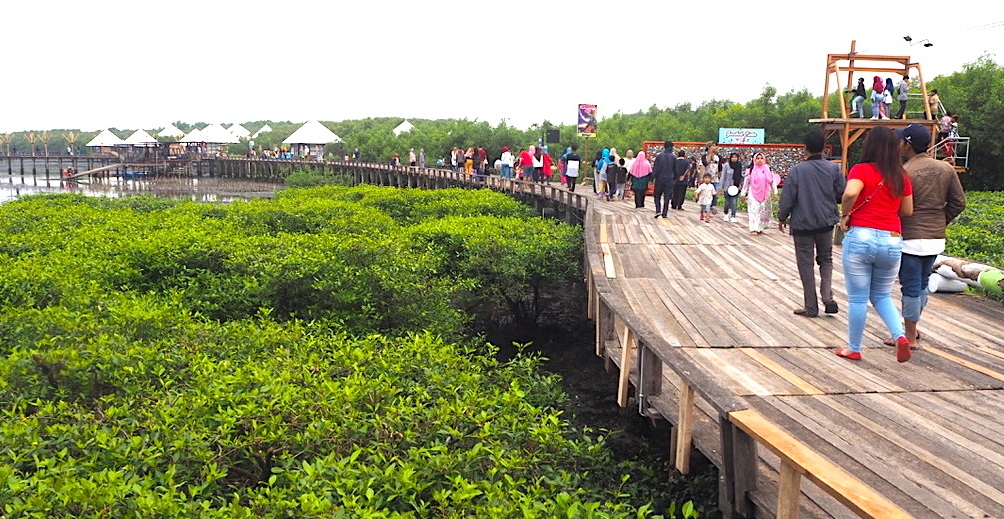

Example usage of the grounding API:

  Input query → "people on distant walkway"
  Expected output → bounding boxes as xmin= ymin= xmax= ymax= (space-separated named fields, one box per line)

xmin=419 ymin=148 xmax=425 ymax=169
xmin=870 ymin=76 xmax=885 ymax=119
xmin=882 ymin=78 xmax=894 ymax=120
xmin=891 ymin=124 xmax=966 ymax=349
xmin=520 ymin=147 xmax=534 ymax=181
xmin=895 ymin=75 xmax=910 ymax=119
xmin=500 ymin=146 xmax=514 ymax=179
xmin=777 ymin=130 xmax=846 ymax=318
xmin=670 ymin=150 xmax=692 ymax=212
xmin=564 ymin=145 xmax=581 ymax=191
xmin=612 ymin=158 xmax=628 ymax=200
xmin=945 ymin=114 xmax=960 ymax=162
xmin=464 ymin=147 xmax=475 ymax=174
xmin=740 ymin=152 xmax=779 ymax=235
xmin=629 ymin=151 xmax=652 ymax=208
xmin=927 ymin=89 xmax=941 ymax=120
xmin=703 ymin=142 xmax=721 ymax=210
xmin=409 ymin=148 xmax=417 ymax=166
xmin=836 ymin=126 xmax=914 ymax=363
xmin=849 ymin=78 xmax=867 ymax=118
xmin=541 ymin=148 xmax=554 ymax=184
xmin=720 ymin=152 xmax=743 ymax=222
xmin=595 ymin=148 xmax=610 ymax=199
xmin=651 ymin=142 xmax=675 ymax=217
xmin=531 ymin=146 xmax=545 ymax=183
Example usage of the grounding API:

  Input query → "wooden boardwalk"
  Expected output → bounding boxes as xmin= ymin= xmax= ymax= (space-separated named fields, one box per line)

xmin=586 ymin=195 xmax=1004 ymax=518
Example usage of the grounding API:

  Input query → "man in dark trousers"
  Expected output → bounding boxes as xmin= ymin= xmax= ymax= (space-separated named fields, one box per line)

xmin=670 ymin=150 xmax=692 ymax=211
xmin=894 ymin=123 xmax=966 ymax=347
xmin=651 ymin=141 xmax=675 ymax=218
xmin=778 ymin=130 xmax=846 ymax=317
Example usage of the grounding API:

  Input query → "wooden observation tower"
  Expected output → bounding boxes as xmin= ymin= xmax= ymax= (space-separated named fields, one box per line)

xmin=810 ymin=40 xmax=941 ymax=174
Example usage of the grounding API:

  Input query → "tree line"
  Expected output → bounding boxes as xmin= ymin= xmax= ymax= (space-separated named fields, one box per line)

xmin=2 ymin=55 xmax=1000 ymax=190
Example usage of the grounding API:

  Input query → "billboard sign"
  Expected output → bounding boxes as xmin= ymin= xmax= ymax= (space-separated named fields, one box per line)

xmin=718 ymin=128 xmax=765 ymax=144
xmin=577 ymin=104 xmax=597 ymax=137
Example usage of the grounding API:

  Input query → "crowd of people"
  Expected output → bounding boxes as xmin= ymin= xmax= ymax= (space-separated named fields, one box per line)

xmin=381 ymin=127 xmax=969 ymax=365
xmin=847 ymin=75 xmax=913 ymax=120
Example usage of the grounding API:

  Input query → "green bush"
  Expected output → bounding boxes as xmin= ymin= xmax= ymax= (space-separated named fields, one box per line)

xmin=947 ymin=191 xmax=1004 ymax=266
xmin=0 ymin=188 xmax=692 ymax=517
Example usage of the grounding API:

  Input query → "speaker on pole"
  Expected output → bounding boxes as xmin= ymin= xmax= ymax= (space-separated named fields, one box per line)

xmin=545 ymin=129 xmax=560 ymax=143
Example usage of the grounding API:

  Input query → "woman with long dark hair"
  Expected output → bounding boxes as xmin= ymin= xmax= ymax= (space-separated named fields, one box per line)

xmin=720 ymin=152 xmax=743 ymax=222
xmin=836 ymin=126 xmax=914 ymax=362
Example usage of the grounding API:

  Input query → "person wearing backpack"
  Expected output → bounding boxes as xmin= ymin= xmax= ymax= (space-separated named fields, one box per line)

xmin=895 ymin=75 xmax=910 ymax=119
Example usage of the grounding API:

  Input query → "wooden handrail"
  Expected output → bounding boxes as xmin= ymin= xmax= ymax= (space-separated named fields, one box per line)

xmin=729 ymin=409 xmax=912 ymax=519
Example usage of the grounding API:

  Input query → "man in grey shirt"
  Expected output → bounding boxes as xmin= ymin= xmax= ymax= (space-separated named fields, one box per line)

xmin=778 ymin=130 xmax=846 ymax=317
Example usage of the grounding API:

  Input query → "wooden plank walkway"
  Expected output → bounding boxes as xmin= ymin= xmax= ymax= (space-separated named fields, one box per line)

xmin=586 ymin=195 xmax=1004 ymax=518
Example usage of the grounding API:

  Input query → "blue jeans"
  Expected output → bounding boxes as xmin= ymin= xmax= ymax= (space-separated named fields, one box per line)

xmin=842 ymin=227 xmax=905 ymax=353
xmin=899 ymin=253 xmax=937 ymax=322
xmin=724 ymin=194 xmax=738 ymax=217
xmin=500 ymin=164 xmax=512 ymax=179
xmin=851 ymin=95 xmax=864 ymax=117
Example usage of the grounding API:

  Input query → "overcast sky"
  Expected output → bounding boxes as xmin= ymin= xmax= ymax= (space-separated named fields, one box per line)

xmin=2 ymin=0 xmax=1000 ymax=133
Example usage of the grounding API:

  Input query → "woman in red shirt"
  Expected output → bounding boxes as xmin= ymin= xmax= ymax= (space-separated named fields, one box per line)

xmin=836 ymin=126 xmax=914 ymax=362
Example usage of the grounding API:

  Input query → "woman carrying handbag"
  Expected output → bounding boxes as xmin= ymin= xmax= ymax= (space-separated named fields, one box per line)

xmin=836 ymin=127 xmax=914 ymax=363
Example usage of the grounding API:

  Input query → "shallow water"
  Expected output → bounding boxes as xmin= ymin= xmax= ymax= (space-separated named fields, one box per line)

xmin=1 ymin=174 xmax=282 ymax=203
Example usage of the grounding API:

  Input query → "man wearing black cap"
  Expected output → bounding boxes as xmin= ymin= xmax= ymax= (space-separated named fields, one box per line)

xmin=890 ymin=124 xmax=967 ymax=347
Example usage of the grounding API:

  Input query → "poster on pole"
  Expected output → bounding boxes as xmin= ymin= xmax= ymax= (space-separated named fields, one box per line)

xmin=577 ymin=104 xmax=597 ymax=137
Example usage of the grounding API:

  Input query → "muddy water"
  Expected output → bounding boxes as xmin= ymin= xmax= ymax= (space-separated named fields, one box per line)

xmin=1 ymin=173 xmax=282 ymax=203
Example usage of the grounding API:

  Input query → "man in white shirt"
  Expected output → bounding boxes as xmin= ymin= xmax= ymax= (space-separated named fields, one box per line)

xmin=564 ymin=145 xmax=581 ymax=192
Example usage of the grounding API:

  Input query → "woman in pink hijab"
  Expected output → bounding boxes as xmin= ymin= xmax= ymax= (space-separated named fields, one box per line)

xmin=739 ymin=152 xmax=780 ymax=235
xmin=628 ymin=151 xmax=653 ymax=208
xmin=870 ymin=76 xmax=885 ymax=119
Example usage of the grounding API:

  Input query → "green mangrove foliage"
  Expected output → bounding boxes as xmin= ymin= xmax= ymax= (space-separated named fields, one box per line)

xmin=947 ymin=191 xmax=1004 ymax=267
xmin=0 ymin=188 xmax=693 ymax=517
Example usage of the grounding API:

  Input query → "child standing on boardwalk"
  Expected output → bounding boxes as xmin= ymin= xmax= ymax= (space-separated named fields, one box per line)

xmin=695 ymin=173 xmax=716 ymax=222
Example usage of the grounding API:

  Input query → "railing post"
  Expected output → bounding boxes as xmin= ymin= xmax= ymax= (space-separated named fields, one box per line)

xmin=719 ymin=414 xmax=758 ymax=518
xmin=616 ymin=322 xmax=635 ymax=407
xmin=638 ymin=342 xmax=662 ymax=416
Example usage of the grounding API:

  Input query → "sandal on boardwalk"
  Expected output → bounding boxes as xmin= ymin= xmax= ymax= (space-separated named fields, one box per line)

xmin=836 ymin=348 xmax=862 ymax=361
xmin=883 ymin=330 xmax=921 ymax=347
xmin=896 ymin=336 xmax=912 ymax=363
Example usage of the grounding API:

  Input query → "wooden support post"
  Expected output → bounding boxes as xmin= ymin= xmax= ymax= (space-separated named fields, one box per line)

xmin=596 ymin=298 xmax=613 ymax=356
xmin=719 ymin=413 xmax=759 ymax=519
xmin=638 ymin=342 xmax=662 ymax=415
xmin=719 ymin=414 xmax=738 ymax=518
xmin=675 ymin=383 xmax=695 ymax=474
xmin=616 ymin=326 xmax=635 ymax=407
xmin=777 ymin=462 xmax=802 ymax=519
xmin=731 ymin=421 xmax=759 ymax=518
